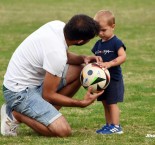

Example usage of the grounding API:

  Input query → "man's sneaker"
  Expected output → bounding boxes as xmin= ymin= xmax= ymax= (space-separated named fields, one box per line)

xmin=1 ymin=104 xmax=19 ymax=136
xmin=96 ymin=124 xmax=109 ymax=133
xmin=98 ymin=124 xmax=123 ymax=134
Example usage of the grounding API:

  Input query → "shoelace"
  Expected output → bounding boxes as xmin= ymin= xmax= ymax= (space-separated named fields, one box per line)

xmin=102 ymin=125 xmax=109 ymax=130
xmin=10 ymin=123 xmax=18 ymax=132
xmin=8 ymin=122 xmax=19 ymax=136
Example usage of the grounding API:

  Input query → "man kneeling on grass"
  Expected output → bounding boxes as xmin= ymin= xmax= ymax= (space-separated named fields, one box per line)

xmin=1 ymin=14 xmax=104 ymax=137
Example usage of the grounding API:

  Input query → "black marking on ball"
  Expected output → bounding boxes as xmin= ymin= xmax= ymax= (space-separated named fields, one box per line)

xmin=97 ymin=84 xmax=104 ymax=91
xmin=87 ymin=70 xmax=93 ymax=75
xmin=83 ymin=86 xmax=88 ymax=89
xmin=91 ymin=77 xmax=106 ymax=85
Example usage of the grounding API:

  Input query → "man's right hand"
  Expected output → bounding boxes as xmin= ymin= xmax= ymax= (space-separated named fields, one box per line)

xmin=80 ymin=87 xmax=104 ymax=108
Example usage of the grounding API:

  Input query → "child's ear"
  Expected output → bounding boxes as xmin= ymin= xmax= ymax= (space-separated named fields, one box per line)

xmin=111 ymin=24 xmax=115 ymax=30
xmin=112 ymin=24 xmax=115 ymax=28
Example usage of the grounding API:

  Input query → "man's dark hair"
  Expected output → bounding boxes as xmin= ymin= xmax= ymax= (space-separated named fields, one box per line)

xmin=64 ymin=14 xmax=100 ymax=41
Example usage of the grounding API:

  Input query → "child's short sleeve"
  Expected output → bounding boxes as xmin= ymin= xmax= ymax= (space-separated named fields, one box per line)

xmin=115 ymin=38 xmax=126 ymax=51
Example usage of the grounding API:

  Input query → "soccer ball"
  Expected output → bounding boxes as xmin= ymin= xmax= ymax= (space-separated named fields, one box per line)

xmin=80 ymin=63 xmax=110 ymax=93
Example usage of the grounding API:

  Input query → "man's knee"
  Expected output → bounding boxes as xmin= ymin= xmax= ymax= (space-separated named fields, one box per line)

xmin=77 ymin=64 xmax=84 ymax=73
xmin=57 ymin=125 xmax=72 ymax=137
xmin=48 ymin=116 xmax=72 ymax=137
xmin=66 ymin=65 xmax=83 ymax=83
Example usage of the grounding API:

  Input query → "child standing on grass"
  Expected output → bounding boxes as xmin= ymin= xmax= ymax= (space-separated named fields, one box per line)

xmin=92 ymin=10 xmax=126 ymax=134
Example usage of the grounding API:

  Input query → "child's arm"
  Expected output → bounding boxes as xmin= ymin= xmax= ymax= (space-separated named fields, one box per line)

xmin=98 ymin=47 xmax=126 ymax=69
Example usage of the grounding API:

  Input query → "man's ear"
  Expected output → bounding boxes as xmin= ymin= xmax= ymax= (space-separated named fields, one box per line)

xmin=77 ymin=40 xmax=84 ymax=44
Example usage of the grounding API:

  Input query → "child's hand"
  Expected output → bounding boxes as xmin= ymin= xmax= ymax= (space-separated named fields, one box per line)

xmin=98 ymin=62 xmax=112 ymax=69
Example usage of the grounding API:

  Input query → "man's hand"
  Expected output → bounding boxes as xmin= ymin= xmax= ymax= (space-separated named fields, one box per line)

xmin=80 ymin=87 xmax=104 ymax=107
xmin=84 ymin=56 xmax=103 ymax=64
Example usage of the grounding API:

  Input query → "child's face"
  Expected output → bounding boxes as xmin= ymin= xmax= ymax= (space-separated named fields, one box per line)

xmin=98 ymin=19 xmax=115 ymax=41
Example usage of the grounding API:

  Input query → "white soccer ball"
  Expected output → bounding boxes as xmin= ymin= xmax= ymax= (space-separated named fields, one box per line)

xmin=80 ymin=63 xmax=110 ymax=93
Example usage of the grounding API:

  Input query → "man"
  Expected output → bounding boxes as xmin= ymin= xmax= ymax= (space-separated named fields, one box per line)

xmin=1 ymin=14 xmax=103 ymax=137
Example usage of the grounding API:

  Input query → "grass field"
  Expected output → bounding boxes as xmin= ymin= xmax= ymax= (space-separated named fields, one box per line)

xmin=0 ymin=0 xmax=155 ymax=145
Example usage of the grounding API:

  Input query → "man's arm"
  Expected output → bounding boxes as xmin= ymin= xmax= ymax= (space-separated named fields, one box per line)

xmin=67 ymin=51 xmax=85 ymax=65
xmin=42 ymin=71 xmax=103 ymax=108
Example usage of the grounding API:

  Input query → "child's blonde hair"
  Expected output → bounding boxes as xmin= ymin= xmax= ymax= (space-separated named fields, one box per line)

xmin=94 ymin=10 xmax=115 ymax=26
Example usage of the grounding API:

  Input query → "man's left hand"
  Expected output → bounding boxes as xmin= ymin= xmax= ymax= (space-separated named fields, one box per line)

xmin=84 ymin=56 xmax=102 ymax=64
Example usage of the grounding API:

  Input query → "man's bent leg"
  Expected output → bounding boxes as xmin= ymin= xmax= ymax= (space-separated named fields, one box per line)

xmin=3 ymin=85 xmax=71 ymax=137
xmin=13 ymin=111 xmax=71 ymax=137
xmin=55 ymin=64 xmax=83 ymax=110
xmin=58 ymin=64 xmax=83 ymax=96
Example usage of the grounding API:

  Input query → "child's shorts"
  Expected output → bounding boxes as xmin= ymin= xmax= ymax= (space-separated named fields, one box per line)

xmin=97 ymin=78 xmax=124 ymax=105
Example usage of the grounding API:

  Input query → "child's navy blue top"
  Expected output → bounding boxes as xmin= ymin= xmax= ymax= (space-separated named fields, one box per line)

xmin=92 ymin=35 xmax=126 ymax=80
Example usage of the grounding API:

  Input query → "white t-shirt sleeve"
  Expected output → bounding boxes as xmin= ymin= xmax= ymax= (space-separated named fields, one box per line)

xmin=43 ymin=49 xmax=67 ymax=77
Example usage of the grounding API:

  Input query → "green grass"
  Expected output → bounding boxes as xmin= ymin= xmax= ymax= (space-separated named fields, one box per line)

xmin=0 ymin=0 xmax=155 ymax=145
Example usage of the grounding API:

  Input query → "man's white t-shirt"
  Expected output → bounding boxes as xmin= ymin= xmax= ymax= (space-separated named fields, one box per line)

xmin=3 ymin=20 xmax=68 ymax=92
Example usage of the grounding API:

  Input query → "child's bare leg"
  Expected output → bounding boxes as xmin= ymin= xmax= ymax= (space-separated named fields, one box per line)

xmin=102 ymin=101 xmax=111 ymax=125
xmin=108 ymin=104 xmax=120 ymax=125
